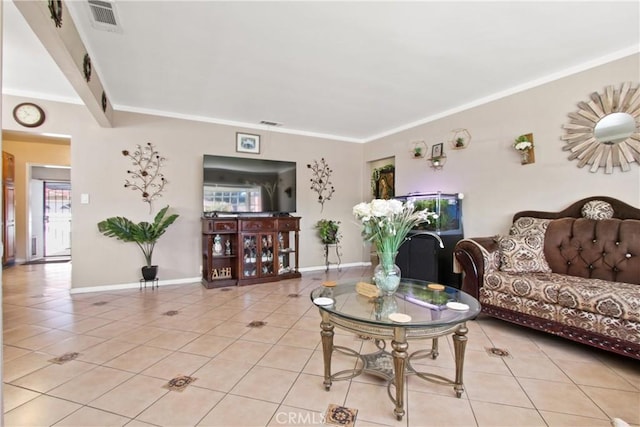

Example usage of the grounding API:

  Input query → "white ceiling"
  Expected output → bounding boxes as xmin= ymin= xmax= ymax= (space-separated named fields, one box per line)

xmin=3 ymin=1 xmax=639 ymax=142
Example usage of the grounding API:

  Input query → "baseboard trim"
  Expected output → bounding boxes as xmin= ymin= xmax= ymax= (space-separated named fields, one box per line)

xmin=69 ymin=276 xmax=201 ymax=294
xmin=298 ymin=262 xmax=371 ymax=273
xmin=70 ymin=262 xmax=373 ymax=294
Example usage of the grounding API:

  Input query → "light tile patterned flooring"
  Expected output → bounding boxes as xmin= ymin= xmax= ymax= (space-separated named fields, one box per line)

xmin=2 ymin=262 xmax=639 ymax=426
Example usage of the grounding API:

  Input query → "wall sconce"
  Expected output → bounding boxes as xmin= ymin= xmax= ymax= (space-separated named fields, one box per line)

xmin=410 ymin=140 xmax=427 ymax=159
xmin=513 ymin=133 xmax=535 ymax=165
xmin=449 ymin=128 xmax=472 ymax=149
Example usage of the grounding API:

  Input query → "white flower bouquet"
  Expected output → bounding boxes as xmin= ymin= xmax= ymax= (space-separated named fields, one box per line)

xmin=513 ymin=135 xmax=533 ymax=151
xmin=352 ymin=199 xmax=437 ymax=254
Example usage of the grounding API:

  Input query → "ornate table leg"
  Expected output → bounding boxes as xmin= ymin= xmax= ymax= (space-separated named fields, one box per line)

xmin=431 ymin=337 xmax=439 ymax=359
xmin=320 ymin=315 xmax=334 ymax=390
xmin=452 ymin=323 xmax=468 ymax=398
xmin=391 ymin=330 xmax=408 ymax=421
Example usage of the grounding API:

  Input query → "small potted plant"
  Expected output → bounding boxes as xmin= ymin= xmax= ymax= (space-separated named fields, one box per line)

xmin=455 ymin=137 xmax=465 ymax=148
xmin=97 ymin=205 xmax=179 ymax=280
xmin=413 ymin=146 xmax=423 ymax=158
xmin=314 ymin=219 xmax=340 ymax=244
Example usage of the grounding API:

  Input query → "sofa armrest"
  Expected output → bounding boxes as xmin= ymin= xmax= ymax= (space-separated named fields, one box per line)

xmin=454 ymin=237 xmax=498 ymax=299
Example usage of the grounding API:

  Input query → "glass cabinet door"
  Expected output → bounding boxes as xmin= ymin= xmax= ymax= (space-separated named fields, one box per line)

xmin=242 ymin=235 xmax=257 ymax=277
xmin=260 ymin=233 xmax=274 ymax=276
xmin=277 ymin=231 xmax=294 ymax=274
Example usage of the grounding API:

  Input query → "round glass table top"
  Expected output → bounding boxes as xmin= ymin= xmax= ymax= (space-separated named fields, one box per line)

xmin=310 ymin=279 xmax=480 ymax=328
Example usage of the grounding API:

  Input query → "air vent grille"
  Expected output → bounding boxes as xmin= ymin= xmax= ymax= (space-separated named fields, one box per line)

xmin=260 ymin=120 xmax=283 ymax=127
xmin=88 ymin=0 xmax=122 ymax=32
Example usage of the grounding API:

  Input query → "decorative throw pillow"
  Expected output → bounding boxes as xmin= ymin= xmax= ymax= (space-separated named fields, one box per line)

xmin=484 ymin=246 xmax=501 ymax=273
xmin=498 ymin=233 xmax=552 ymax=273
xmin=509 ymin=217 xmax=550 ymax=236
xmin=581 ymin=200 xmax=614 ymax=220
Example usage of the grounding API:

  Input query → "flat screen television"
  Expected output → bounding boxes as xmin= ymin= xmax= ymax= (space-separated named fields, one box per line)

xmin=203 ymin=154 xmax=296 ymax=214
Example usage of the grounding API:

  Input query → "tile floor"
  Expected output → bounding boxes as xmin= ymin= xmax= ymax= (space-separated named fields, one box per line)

xmin=2 ymin=262 xmax=639 ymax=427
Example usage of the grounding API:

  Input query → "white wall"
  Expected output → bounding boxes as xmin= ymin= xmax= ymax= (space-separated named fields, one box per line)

xmin=2 ymin=53 xmax=638 ymax=290
xmin=1 ymin=97 xmax=365 ymax=288
xmin=365 ymin=54 xmax=640 ymax=238
xmin=28 ymin=179 xmax=44 ymax=260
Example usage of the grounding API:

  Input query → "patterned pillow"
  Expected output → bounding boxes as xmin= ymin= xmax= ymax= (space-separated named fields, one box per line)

xmin=509 ymin=217 xmax=550 ymax=236
xmin=581 ymin=200 xmax=614 ymax=220
xmin=484 ymin=246 xmax=501 ymax=273
xmin=498 ymin=234 xmax=551 ymax=273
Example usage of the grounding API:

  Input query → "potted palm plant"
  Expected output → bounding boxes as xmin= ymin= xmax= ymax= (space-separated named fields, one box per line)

xmin=97 ymin=205 xmax=179 ymax=280
xmin=314 ymin=219 xmax=340 ymax=244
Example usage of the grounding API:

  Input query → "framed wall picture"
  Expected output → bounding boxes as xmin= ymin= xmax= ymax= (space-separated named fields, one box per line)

xmin=432 ymin=142 xmax=443 ymax=158
xmin=375 ymin=169 xmax=395 ymax=199
xmin=236 ymin=132 xmax=261 ymax=154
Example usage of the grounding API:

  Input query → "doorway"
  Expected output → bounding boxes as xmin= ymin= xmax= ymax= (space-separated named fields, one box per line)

xmin=28 ymin=164 xmax=71 ymax=262
xmin=44 ymin=181 xmax=71 ymax=258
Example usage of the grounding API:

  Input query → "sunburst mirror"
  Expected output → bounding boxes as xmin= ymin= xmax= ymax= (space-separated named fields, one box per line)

xmin=561 ymin=82 xmax=640 ymax=174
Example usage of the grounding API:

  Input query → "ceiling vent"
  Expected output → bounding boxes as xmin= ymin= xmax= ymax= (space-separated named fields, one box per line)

xmin=260 ymin=120 xmax=283 ymax=127
xmin=87 ymin=0 xmax=122 ymax=33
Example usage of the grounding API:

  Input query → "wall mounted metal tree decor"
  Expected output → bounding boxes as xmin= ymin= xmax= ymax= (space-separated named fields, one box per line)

xmin=307 ymin=158 xmax=335 ymax=212
xmin=123 ymin=142 xmax=167 ymax=212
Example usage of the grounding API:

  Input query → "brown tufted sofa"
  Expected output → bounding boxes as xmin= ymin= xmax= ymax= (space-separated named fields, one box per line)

xmin=454 ymin=196 xmax=640 ymax=359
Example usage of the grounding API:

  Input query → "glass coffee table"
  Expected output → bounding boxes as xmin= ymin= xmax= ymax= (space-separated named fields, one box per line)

xmin=310 ymin=279 xmax=481 ymax=421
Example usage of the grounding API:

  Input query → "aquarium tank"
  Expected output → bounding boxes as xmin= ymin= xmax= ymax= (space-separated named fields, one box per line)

xmin=395 ymin=192 xmax=464 ymax=235
xmin=394 ymin=191 xmax=464 ymax=288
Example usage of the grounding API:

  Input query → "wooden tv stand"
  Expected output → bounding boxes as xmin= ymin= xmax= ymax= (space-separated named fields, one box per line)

xmin=201 ymin=216 xmax=301 ymax=288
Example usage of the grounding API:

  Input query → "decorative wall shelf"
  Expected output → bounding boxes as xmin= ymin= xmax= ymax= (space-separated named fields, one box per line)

xmin=449 ymin=128 xmax=472 ymax=150
xmin=428 ymin=154 xmax=447 ymax=170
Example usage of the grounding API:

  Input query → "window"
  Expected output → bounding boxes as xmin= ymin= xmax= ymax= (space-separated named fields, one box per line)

xmin=204 ymin=185 xmax=262 ymax=212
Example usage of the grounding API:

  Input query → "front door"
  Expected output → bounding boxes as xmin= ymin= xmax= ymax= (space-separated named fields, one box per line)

xmin=44 ymin=181 xmax=71 ymax=257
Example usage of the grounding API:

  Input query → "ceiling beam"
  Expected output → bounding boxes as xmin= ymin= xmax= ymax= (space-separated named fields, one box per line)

xmin=13 ymin=0 xmax=112 ymax=127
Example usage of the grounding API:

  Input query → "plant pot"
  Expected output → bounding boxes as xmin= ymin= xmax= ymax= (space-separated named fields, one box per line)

xmin=142 ymin=265 xmax=158 ymax=281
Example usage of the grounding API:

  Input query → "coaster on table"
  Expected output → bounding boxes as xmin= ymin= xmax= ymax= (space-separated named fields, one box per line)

xmin=322 ymin=280 xmax=337 ymax=287
xmin=388 ymin=313 xmax=412 ymax=323
xmin=313 ymin=297 xmax=334 ymax=306
xmin=428 ymin=284 xmax=445 ymax=291
xmin=446 ymin=301 xmax=469 ymax=311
